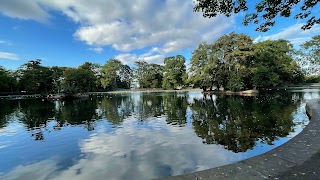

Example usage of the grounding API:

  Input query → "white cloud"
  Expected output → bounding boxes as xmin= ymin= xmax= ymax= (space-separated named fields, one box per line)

xmin=139 ymin=54 xmax=165 ymax=64
xmin=253 ymin=36 xmax=261 ymax=44
xmin=0 ymin=0 xmax=234 ymax=63
xmin=115 ymin=52 xmax=165 ymax=65
xmin=0 ymin=52 xmax=19 ymax=60
xmin=115 ymin=53 xmax=138 ymax=65
xmin=256 ymin=23 xmax=320 ymax=46
xmin=88 ymin=47 xmax=103 ymax=53
xmin=0 ymin=0 xmax=49 ymax=22
xmin=0 ymin=40 xmax=12 ymax=45
xmin=1 ymin=119 xmax=242 ymax=180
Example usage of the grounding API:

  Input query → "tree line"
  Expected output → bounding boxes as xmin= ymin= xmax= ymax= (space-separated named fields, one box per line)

xmin=0 ymin=33 xmax=319 ymax=94
xmin=0 ymin=55 xmax=188 ymax=94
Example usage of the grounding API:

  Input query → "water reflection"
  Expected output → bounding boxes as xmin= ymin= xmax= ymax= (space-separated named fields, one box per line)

xmin=0 ymin=90 xmax=316 ymax=179
xmin=191 ymin=93 xmax=299 ymax=152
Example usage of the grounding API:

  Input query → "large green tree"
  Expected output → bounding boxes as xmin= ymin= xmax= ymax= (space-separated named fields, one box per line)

xmin=252 ymin=40 xmax=304 ymax=88
xmin=100 ymin=59 xmax=132 ymax=89
xmin=61 ymin=62 xmax=98 ymax=94
xmin=134 ymin=61 xmax=163 ymax=88
xmin=194 ymin=0 xmax=320 ymax=32
xmin=188 ymin=42 xmax=216 ymax=91
xmin=162 ymin=55 xmax=188 ymax=89
xmin=18 ymin=59 xmax=53 ymax=93
xmin=189 ymin=32 xmax=254 ymax=91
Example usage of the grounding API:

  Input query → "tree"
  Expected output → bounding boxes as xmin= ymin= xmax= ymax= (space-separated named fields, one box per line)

xmin=18 ymin=59 xmax=53 ymax=93
xmin=194 ymin=0 xmax=320 ymax=32
xmin=100 ymin=59 xmax=132 ymax=89
xmin=211 ymin=32 xmax=254 ymax=91
xmin=252 ymin=40 xmax=304 ymax=88
xmin=50 ymin=66 xmax=67 ymax=93
xmin=297 ymin=34 xmax=320 ymax=75
xmin=0 ymin=66 xmax=17 ymax=92
xmin=188 ymin=42 xmax=216 ymax=91
xmin=134 ymin=61 xmax=163 ymax=88
xmin=61 ymin=62 xmax=98 ymax=94
xmin=162 ymin=55 xmax=188 ymax=89
xmin=78 ymin=62 xmax=100 ymax=91
xmin=189 ymin=32 xmax=254 ymax=91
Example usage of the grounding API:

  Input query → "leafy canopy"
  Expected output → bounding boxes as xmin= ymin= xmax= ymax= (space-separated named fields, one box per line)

xmin=194 ymin=0 xmax=320 ymax=32
xmin=100 ymin=59 xmax=132 ymax=89
xmin=134 ymin=61 xmax=163 ymax=88
xmin=162 ymin=55 xmax=188 ymax=89
xmin=297 ymin=35 xmax=320 ymax=75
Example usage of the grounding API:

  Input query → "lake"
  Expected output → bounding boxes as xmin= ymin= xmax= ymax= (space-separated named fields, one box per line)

xmin=0 ymin=89 xmax=318 ymax=180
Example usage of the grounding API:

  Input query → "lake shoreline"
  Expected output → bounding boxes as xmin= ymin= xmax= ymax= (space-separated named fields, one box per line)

xmin=90 ymin=88 xmax=203 ymax=94
xmin=160 ymin=99 xmax=320 ymax=180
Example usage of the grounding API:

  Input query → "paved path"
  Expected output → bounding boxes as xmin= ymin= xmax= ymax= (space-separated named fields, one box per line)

xmin=160 ymin=99 xmax=320 ymax=180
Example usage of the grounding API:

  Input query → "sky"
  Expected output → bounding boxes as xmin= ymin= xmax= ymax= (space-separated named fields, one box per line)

xmin=0 ymin=0 xmax=319 ymax=70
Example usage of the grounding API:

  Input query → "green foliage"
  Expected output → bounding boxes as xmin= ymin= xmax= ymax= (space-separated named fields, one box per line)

xmin=100 ymin=59 xmax=132 ymax=89
xmin=297 ymin=34 xmax=320 ymax=75
xmin=305 ymin=75 xmax=320 ymax=83
xmin=18 ymin=59 xmax=53 ymax=94
xmin=190 ymin=33 xmax=304 ymax=91
xmin=162 ymin=55 xmax=188 ymax=89
xmin=188 ymin=42 xmax=216 ymax=90
xmin=134 ymin=61 xmax=163 ymax=88
xmin=189 ymin=32 xmax=254 ymax=91
xmin=61 ymin=62 xmax=98 ymax=94
xmin=0 ymin=66 xmax=17 ymax=92
xmin=252 ymin=40 xmax=304 ymax=88
xmin=50 ymin=66 xmax=67 ymax=93
xmin=194 ymin=0 xmax=320 ymax=32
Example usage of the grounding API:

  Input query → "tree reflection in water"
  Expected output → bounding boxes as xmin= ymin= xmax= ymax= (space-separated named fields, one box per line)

xmin=0 ymin=97 xmax=101 ymax=140
xmin=163 ymin=92 xmax=189 ymax=126
xmin=0 ymin=91 xmax=305 ymax=148
xmin=191 ymin=92 xmax=302 ymax=153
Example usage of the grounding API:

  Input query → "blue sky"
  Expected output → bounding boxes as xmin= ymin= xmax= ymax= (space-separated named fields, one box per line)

xmin=0 ymin=0 xmax=319 ymax=70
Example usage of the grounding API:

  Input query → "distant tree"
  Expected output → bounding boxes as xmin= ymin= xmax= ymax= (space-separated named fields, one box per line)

xmin=296 ymin=34 xmax=320 ymax=75
xmin=134 ymin=61 xmax=163 ymax=88
xmin=194 ymin=0 xmax=320 ymax=32
xmin=78 ymin=62 xmax=100 ymax=91
xmin=18 ymin=59 xmax=53 ymax=93
xmin=61 ymin=62 xmax=98 ymax=94
xmin=0 ymin=66 xmax=17 ymax=92
xmin=100 ymin=59 xmax=132 ymax=89
xmin=61 ymin=68 xmax=80 ymax=94
xmin=50 ymin=66 xmax=66 ymax=93
xmin=162 ymin=55 xmax=188 ymax=89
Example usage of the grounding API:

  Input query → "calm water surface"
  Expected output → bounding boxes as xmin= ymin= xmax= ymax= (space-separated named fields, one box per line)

xmin=0 ymin=89 xmax=318 ymax=180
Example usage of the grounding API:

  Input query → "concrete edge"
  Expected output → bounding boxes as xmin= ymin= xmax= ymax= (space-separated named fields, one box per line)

xmin=159 ymin=99 xmax=320 ymax=180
